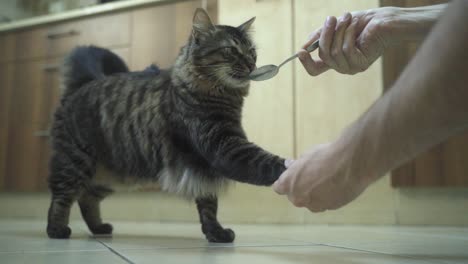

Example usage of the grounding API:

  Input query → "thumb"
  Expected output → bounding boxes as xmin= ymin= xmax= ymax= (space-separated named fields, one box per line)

xmin=273 ymin=167 xmax=292 ymax=195
xmin=285 ymin=158 xmax=295 ymax=168
xmin=273 ymin=179 xmax=286 ymax=195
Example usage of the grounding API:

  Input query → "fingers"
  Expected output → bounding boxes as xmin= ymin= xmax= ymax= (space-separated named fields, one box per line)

xmin=298 ymin=29 xmax=330 ymax=76
xmin=273 ymin=170 xmax=289 ymax=195
xmin=298 ymin=49 xmax=329 ymax=76
xmin=343 ymin=18 xmax=368 ymax=73
xmin=301 ymin=12 xmax=373 ymax=76
xmin=319 ymin=16 xmax=338 ymax=69
xmin=273 ymin=158 xmax=297 ymax=194
xmin=303 ymin=29 xmax=321 ymax=50
xmin=330 ymin=12 xmax=352 ymax=73
xmin=284 ymin=159 xmax=295 ymax=168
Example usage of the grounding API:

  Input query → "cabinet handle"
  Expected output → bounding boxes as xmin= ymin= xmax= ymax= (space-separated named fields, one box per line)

xmin=43 ymin=64 xmax=60 ymax=72
xmin=46 ymin=29 xmax=80 ymax=39
xmin=34 ymin=130 xmax=50 ymax=137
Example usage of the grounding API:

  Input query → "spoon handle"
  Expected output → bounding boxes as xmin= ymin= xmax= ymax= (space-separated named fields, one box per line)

xmin=305 ymin=39 xmax=320 ymax=52
xmin=278 ymin=40 xmax=320 ymax=68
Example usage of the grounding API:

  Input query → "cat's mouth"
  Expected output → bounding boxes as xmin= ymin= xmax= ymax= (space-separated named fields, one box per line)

xmin=231 ymin=71 xmax=250 ymax=80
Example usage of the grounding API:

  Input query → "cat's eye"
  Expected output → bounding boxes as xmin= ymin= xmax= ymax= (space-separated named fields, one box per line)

xmin=223 ymin=47 xmax=239 ymax=55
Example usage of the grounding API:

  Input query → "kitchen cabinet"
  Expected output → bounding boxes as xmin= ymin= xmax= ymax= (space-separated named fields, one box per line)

xmin=0 ymin=62 xmax=15 ymax=189
xmin=380 ymin=0 xmax=468 ymax=187
xmin=0 ymin=33 xmax=15 ymax=63
xmin=218 ymin=0 xmax=295 ymax=158
xmin=0 ymin=0 xmax=211 ymax=191
xmin=5 ymin=59 xmax=53 ymax=191
xmin=293 ymin=0 xmax=382 ymax=156
xmin=130 ymin=0 xmax=207 ymax=70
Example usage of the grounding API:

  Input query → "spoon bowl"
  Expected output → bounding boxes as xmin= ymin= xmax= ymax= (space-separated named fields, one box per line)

xmin=249 ymin=39 xmax=319 ymax=82
xmin=249 ymin=65 xmax=278 ymax=81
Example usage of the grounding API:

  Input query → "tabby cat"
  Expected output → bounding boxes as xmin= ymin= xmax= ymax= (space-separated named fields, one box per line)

xmin=46 ymin=8 xmax=286 ymax=243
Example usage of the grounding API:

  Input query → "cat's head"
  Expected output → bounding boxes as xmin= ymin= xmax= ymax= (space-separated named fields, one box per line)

xmin=182 ymin=8 xmax=257 ymax=90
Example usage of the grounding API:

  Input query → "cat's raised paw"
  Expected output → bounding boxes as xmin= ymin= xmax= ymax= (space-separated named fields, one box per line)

xmin=91 ymin=223 xmax=113 ymax=235
xmin=206 ymin=228 xmax=235 ymax=243
xmin=47 ymin=224 xmax=71 ymax=239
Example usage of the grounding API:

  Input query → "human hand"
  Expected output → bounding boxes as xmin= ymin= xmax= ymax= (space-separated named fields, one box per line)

xmin=298 ymin=7 xmax=399 ymax=76
xmin=273 ymin=141 xmax=376 ymax=212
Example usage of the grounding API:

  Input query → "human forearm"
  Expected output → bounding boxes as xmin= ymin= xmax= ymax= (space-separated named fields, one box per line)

xmin=383 ymin=4 xmax=447 ymax=43
xmin=341 ymin=0 xmax=468 ymax=182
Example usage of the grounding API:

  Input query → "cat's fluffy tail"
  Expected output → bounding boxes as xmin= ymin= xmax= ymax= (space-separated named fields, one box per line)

xmin=62 ymin=45 xmax=129 ymax=94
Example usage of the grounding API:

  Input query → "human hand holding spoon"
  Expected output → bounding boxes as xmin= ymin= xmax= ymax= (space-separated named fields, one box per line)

xmin=249 ymin=39 xmax=319 ymax=82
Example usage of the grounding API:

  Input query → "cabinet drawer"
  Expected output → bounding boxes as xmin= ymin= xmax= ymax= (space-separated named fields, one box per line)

xmin=47 ymin=12 xmax=131 ymax=58
xmin=15 ymin=26 xmax=49 ymax=61
xmin=15 ymin=12 xmax=130 ymax=61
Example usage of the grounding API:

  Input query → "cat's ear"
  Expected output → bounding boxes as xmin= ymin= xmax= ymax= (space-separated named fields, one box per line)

xmin=192 ymin=8 xmax=215 ymax=38
xmin=237 ymin=17 xmax=256 ymax=32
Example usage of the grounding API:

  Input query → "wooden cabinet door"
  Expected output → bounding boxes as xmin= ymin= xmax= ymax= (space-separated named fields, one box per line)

xmin=0 ymin=33 xmax=16 ymax=63
xmin=0 ymin=63 xmax=15 ymax=190
xmin=5 ymin=60 xmax=55 ymax=191
xmin=380 ymin=0 xmax=466 ymax=187
xmin=294 ymin=0 xmax=382 ymax=156
xmin=218 ymin=0 xmax=295 ymax=158
xmin=130 ymin=0 xmax=204 ymax=70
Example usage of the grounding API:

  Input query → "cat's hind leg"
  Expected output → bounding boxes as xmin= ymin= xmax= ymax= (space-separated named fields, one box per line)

xmin=47 ymin=144 xmax=96 ymax=239
xmin=47 ymin=148 xmax=94 ymax=238
xmin=78 ymin=185 xmax=114 ymax=235
xmin=195 ymin=195 xmax=235 ymax=243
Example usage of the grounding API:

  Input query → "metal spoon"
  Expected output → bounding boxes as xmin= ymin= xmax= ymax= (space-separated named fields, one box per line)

xmin=249 ymin=40 xmax=320 ymax=82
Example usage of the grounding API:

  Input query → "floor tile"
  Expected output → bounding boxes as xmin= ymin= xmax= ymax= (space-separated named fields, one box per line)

xmin=96 ymin=222 xmax=314 ymax=250
xmin=0 ymin=219 xmax=466 ymax=264
xmin=0 ymin=220 xmax=106 ymax=253
xmin=0 ymin=251 xmax=127 ymax=264
xmin=121 ymin=245 xmax=433 ymax=264
xmin=246 ymin=225 xmax=468 ymax=264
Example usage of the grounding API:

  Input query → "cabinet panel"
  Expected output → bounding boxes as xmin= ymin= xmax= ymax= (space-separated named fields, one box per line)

xmin=0 ymin=63 xmax=15 ymax=189
xmin=131 ymin=4 xmax=175 ymax=70
xmin=218 ymin=0 xmax=294 ymax=158
xmin=9 ymin=60 xmax=50 ymax=127
xmin=294 ymin=0 xmax=381 ymax=156
xmin=130 ymin=0 xmax=202 ymax=70
xmin=15 ymin=26 xmax=49 ymax=61
xmin=47 ymin=12 xmax=131 ymax=58
xmin=0 ymin=33 xmax=16 ymax=63
xmin=5 ymin=59 xmax=57 ymax=191
xmin=15 ymin=12 xmax=130 ymax=61
xmin=380 ymin=0 xmax=467 ymax=187
xmin=5 ymin=121 xmax=48 ymax=191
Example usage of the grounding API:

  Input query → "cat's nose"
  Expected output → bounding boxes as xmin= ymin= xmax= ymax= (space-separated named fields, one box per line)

xmin=247 ymin=63 xmax=256 ymax=73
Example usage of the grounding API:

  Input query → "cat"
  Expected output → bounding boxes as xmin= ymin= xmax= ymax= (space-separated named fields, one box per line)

xmin=46 ymin=8 xmax=286 ymax=243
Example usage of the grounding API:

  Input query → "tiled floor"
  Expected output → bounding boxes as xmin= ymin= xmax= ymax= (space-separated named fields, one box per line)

xmin=0 ymin=220 xmax=467 ymax=264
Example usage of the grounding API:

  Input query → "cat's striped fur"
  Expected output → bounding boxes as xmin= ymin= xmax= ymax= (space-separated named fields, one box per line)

xmin=47 ymin=8 xmax=285 ymax=243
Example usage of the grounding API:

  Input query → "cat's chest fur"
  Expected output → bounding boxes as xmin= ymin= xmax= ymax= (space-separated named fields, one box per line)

xmin=92 ymin=163 xmax=231 ymax=198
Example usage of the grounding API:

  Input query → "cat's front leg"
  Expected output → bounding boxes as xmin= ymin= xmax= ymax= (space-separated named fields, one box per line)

xmin=190 ymin=121 xmax=286 ymax=186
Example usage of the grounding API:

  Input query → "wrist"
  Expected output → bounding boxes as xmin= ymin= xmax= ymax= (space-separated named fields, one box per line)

xmin=382 ymin=4 xmax=446 ymax=44
xmin=334 ymin=117 xmax=386 ymax=186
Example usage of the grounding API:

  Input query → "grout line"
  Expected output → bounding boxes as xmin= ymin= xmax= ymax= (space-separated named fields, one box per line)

xmin=0 ymin=249 xmax=108 ymax=255
xmin=269 ymin=235 xmax=443 ymax=264
xmin=115 ymin=243 xmax=323 ymax=251
xmin=97 ymin=240 xmax=136 ymax=264
xmin=317 ymin=243 xmax=442 ymax=264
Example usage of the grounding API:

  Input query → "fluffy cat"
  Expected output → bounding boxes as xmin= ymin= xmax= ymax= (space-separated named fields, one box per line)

xmin=47 ymin=8 xmax=285 ymax=243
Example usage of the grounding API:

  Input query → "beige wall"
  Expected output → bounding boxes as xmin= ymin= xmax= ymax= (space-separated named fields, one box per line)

xmin=1 ymin=0 xmax=467 ymax=226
